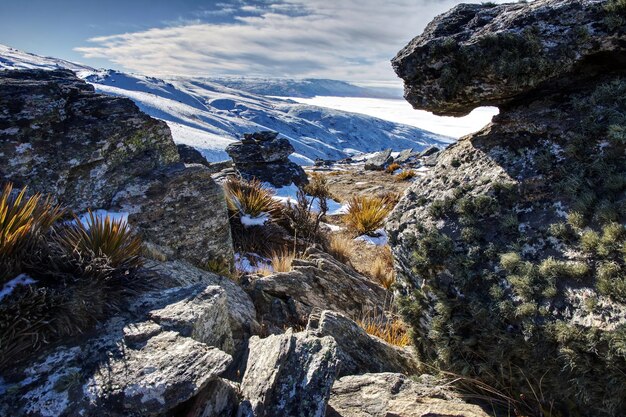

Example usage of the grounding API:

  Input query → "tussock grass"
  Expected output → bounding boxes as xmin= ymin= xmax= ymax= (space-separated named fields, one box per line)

xmin=343 ymin=195 xmax=393 ymax=236
xmin=395 ymin=169 xmax=416 ymax=181
xmin=358 ymin=314 xmax=410 ymax=347
xmin=224 ymin=177 xmax=282 ymax=220
xmin=325 ymin=234 xmax=353 ymax=264
xmin=0 ymin=183 xmax=65 ymax=283
xmin=369 ymin=246 xmax=396 ymax=290
xmin=257 ymin=250 xmax=296 ymax=276
xmin=385 ymin=163 xmax=401 ymax=174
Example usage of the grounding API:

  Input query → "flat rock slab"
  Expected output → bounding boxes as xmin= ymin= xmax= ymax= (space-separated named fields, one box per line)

xmin=327 ymin=373 xmax=492 ymax=417
xmin=0 ymin=284 xmax=233 ymax=417
xmin=364 ymin=148 xmax=393 ymax=170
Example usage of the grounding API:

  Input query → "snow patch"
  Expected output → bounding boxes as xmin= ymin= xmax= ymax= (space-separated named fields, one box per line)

xmin=241 ymin=213 xmax=270 ymax=227
xmin=354 ymin=229 xmax=388 ymax=246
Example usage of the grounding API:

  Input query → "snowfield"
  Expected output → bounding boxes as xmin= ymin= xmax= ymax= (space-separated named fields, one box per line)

xmin=0 ymin=44 xmax=451 ymax=164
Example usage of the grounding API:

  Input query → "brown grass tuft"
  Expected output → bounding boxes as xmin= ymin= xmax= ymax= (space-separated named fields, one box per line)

xmin=358 ymin=314 xmax=410 ymax=347
xmin=325 ymin=234 xmax=353 ymax=264
xmin=224 ymin=177 xmax=282 ymax=220
xmin=395 ymin=170 xmax=416 ymax=181
xmin=343 ymin=195 xmax=393 ymax=236
xmin=385 ymin=163 xmax=401 ymax=174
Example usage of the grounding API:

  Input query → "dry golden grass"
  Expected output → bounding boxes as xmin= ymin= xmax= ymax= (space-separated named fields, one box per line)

xmin=370 ymin=257 xmax=396 ymax=290
xmin=385 ymin=163 xmax=401 ymax=174
xmin=304 ymin=173 xmax=332 ymax=199
xmin=258 ymin=250 xmax=296 ymax=276
xmin=224 ymin=177 xmax=282 ymax=219
xmin=358 ymin=314 xmax=410 ymax=347
xmin=326 ymin=234 xmax=353 ymax=264
xmin=395 ymin=169 xmax=416 ymax=181
xmin=0 ymin=183 xmax=65 ymax=283
xmin=343 ymin=195 xmax=393 ymax=236
xmin=59 ymin=210 xmax=143 ymax=272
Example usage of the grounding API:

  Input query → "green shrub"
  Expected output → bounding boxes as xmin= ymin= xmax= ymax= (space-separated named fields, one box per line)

xmin=538 ymin=257 xmax=589 ymax=281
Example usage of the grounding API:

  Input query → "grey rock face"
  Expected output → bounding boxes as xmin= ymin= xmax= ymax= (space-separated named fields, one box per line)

xmin=0 ymin=69 xmax=234 ymax=269
xmin=388 ymin=0 xmax=626 ymax=414
xmin=327 ymin=373 xmax=491 ymax=417
xmin=392 ymin=0 xmax=626 ymax=116
xmin=226 ymin=131 xmax=307 ymax=186
xmin=0 ymin=284 xmax=233 ymax=417
xmin=177 ymin=143 xmax=210 ymax=167
xmin=0 ymin=69 xmax=179 ymax=211
xmin=246 ymin=248 xmax=388 ymax=332
xmin=364 ymin=148 xmax=393 ymax=170
xmin=393 ymin=148 xmax=417 ymax=165
xmin=147 ymin=259 xmax=260 ymax=349
xmin=112 ymin=164 xmax=234 ymax=268
xmin=306 ymin=310 xmax=419 ymax=377
xmin=238 ymin=329 xmax=338 ymax=417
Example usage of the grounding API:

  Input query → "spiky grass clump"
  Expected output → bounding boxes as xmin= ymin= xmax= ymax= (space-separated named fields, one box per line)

xmin=303 ymin=173 xmax=332 ymax=200
xmin=224 ymin=177 xmax=282 ymax=220
xmin=343 ymin=195 xmax=393 ymax=236
xmin=0 ymin=183 xmax=64 ymax=283
xmin=395 ymin=170 xmax=416 ymax=181
xmin=358 ymin=314 xmax=410 ymax=347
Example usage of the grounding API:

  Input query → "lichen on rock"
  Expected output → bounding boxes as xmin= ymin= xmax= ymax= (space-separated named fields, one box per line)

xmin=389 ymin=0 xmax=626 ymax=415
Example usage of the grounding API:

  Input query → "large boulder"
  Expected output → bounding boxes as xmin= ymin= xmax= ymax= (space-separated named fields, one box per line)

xmin=306 ymin=310 xmax=419 ymax=377
xmin=0 ymin=284 xmax=234 ymax=416
xmin=327 ymin=373 xmax=491 ymax=417
xmin=392 ymin=0 xmax=626 ymax=116
xmin=225 ymin=131 xmax=307 ymax=187
xmin=0 ymin=69 xmax=234 ymax=268
xmin=388 ymin=1 xmax=626 ymax=415
xmin=238 ymin=329 xmax=338 ymax=417
xmin=0 ymin=68 xmax=178 ymax=210
xmin=364 ymin=148 xmax=393 ymax=171
xmin=246 ymin=248 xmax=388 ymax=332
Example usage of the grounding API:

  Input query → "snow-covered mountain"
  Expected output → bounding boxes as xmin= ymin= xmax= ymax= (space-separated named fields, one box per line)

xmin=205 ymin=77 xmax=402 ymax=99
xmin=0 ymin=44 xmax=450 ymax=164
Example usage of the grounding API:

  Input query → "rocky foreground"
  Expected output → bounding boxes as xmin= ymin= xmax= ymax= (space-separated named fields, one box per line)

xmin=0 ymin=1 xmax=624 ymax=416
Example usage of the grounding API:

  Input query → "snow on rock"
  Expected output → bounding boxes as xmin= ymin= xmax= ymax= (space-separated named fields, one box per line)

xmin=240 ymin=213 xmax=271 ymax=227
xmin=0 ymin=274 xmax=37 ymax=302
xmin=355 ymin=229 xmax=388 ymax=246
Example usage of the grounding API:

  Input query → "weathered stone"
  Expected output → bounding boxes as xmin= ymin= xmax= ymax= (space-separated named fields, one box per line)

xmin=146 ymin=259 xmax=260 ymax=348
xmin=246 ymin=248 xmax=387 ymax=332
xmin=226 ymin=131 xmax=307 ymax=186
xmin=0 ymin=69 xmax=179 ymax=211
xmin=364 ymin=148 xmax=393 ymax=170
xmin=171 ymin=378 xmax=239 ymax=417
xmin=392 ymin=0 xmax=626 ymax=116
xmin=0 ymin=284 xmax=233 ymax=417
xmin=238 ymin=329 xmax=338 ymax=417
xmin=418 ymin=145 xmax=440 ymax=158
xmin=177 ymin=143 xmax=210 ymax=167
xmin=112 ymin=164 xmax=234 ymax=268
xmin=327 ymin=373 xmax=491 ymax=417
xmin=388 ymin=1 xmax=626 ymax=415
xmin=306 ymin=310 xmax=419 ymax=377
xmin=394 ymin=148 xmax=416 ymax=165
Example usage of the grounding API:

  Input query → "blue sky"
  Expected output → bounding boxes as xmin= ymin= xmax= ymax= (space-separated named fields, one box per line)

xmin=0 ymin=0 xmax=509 ymax=85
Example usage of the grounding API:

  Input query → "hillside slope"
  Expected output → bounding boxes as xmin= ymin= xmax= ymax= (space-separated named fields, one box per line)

xmin=0 ymin=44 xmax=449 ymax=164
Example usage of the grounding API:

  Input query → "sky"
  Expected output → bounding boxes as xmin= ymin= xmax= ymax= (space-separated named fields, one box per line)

xmin=0 ymin=0 xmax=510 ymax=87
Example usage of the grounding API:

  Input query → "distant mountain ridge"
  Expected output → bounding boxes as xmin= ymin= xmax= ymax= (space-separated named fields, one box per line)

xmin=0 ymin=44 xmax=449 ymax=164
xmin=204 ymin=77 xmax=403 ymax=99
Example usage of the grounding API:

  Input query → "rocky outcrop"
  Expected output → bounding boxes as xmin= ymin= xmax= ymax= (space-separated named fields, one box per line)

xmin=0 ymin=69 xmax=234 ymax=268
xmin=226 ymin=131 xmax=307 ymax=186
xmin=177 ymin=143 xmax=210 ymax=167
xmin=0 ymin=283 xmax=234 ymax=416
xmin=307 ymin=310 xmax=419 ymax=377
xmin=389 ymin=1 xmax=626 ymax=415
xmin=238 ymin=329 xmax=338 ymax=417
xmin=392 ymin=0 xmax=626 ymax=116
xmin=246 ymin=248 xmax=388 ymax=332
xmin=112 ymin=164 xmax=234 ymax=267
xmin=364 ymin=148 xmax=393 ymax=170
xmin=327 ymin=373 xmax=491 ymax=417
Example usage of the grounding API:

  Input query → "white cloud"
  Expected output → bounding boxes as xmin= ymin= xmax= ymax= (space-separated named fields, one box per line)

xmin=75 ymin=0 xmax=509 ymax=83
